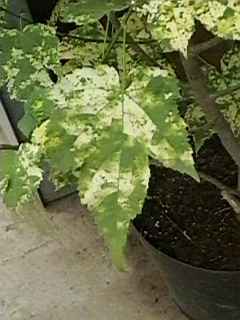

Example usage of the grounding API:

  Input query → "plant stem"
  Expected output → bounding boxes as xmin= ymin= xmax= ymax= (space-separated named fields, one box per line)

xmin=212 ymin=83 xmax=240 ymax=99
xmin=199 ymin=171 xmax=240 ymax=197
xmin=0 ymin=144 xmax=18 ymax=151
xmin=181 ymin=53 xmax=240 ymax=172
xmin=110 ymin=13 xmax=161 ymax=67
xmin=59 ymin=32 xmax=156 ymax=44
xmin=238 ymin=169 xmax=240 ymax=191
xmin=102 ymin=10 xmax=134 ymax=63
xmin=221 ymin=191 xmax=240 ymax=222
xmin=201 ymin=170 xmax=240 ymax=221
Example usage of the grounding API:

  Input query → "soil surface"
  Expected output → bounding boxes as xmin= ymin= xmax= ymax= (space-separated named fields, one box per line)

xmin=134 ymin=135 xmax=240 ymax=271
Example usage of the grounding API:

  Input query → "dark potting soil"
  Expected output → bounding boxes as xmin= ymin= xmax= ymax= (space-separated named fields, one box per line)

xmin=134 ymin=135 xmax=240 ymax=271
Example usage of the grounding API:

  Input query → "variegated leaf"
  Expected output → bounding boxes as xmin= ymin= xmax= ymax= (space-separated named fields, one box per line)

xmin=51 ymin=65 xmax=197 ymax=178
xmin=40 ymin=65 xmax=196 ymax=268
xmin=128 ymin=67 xmax=198 ymax=179
xmin=196 ymin=1 xmax=240 ymax=41
xmin=208 ymin=47 xmax=240 ymax=138
xmin=78 ymin=129 xmax=150 ymax=269
xmin=0 ymin=24 xmax=60 ymax=136
xmin=184 ymin=103 xmax=215 ymax=153
xmin=0 ymin=144 xmax=43 ymax=208
xmin=138 ymin=0 xmax=240 ymax=54
xmin=138 ymin=0 xmax=196 ymax=55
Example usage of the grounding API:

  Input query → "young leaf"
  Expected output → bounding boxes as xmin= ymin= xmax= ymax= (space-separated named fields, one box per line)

xmin=184 ymin=103 xmax=215 ymax=153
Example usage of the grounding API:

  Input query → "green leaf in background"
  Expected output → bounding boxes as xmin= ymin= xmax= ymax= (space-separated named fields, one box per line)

xmin=184 ymin=103 xmax=215 ymax=153
xmin=0 ymin=0 xmax=8 ymax=27
xmin=0 ymin=144 xmax=43 ymax=207
xmin=196 ymin=1 xmax=240 ymax=41
xmin=44 ymin=118 xmax=77 ymax=175
xmin=0 ymin=24 xmax=60 ymax=135
xmin=54 ymin=0 xmax=130 ymax=25
xmin=137 ymin=0 xmax=196 ymax=54
xmin=208 ymin=47 xmax=240 ymax=138
xmin=137 ymin=1 xmax=240 ymax=54
xmin=60 ymin=23 xmax=107 ymax=70
xmin=18 ymin=112 xmax=37 ymax=138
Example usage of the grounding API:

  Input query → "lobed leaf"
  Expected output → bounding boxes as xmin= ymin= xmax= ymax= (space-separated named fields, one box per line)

xmin=41 ymin=65 xmax=197 ymax=267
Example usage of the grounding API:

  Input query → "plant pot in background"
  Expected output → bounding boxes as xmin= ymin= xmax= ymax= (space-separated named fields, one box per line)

xmin=27 ymin=0 xmax=57 ymax=22
xmin=133 ymin=226 xmax=240 ymax=320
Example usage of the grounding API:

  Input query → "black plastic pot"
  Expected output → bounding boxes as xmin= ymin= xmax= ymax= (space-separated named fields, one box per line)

xmin=132 ymin=226 xmax=240 ymax=320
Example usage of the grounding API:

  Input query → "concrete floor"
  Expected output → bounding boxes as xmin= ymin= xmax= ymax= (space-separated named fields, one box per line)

xmin=0 ymin=195 xmax=187 ymax=320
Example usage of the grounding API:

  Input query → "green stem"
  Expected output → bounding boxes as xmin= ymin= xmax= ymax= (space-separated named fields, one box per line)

xmin=212 ymin=83 xmax=240 ymax=99
xmin=102 ymin=10 xmax=132 ymax=63
xmin=199 ymin=171 xmax=240 ymax=197
xmin=59 ymin=32 xmax=156 ymax=44
xmin=110 ymin=13 xmax=161 ymax=67
xmin=102 ymin=13 xmax=111 ymax=59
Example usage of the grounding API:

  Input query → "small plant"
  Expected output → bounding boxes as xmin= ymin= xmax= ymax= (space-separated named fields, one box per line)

xmin=1 ymin=0 xmax=240 ymax=269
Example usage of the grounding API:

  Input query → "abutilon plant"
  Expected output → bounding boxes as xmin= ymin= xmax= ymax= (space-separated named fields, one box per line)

xmin=1 ymin=0 xmax=240 ymax=269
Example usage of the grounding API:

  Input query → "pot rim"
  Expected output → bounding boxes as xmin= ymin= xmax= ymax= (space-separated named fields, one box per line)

xmin=132 ymin=224 xmax=240 ymax=275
